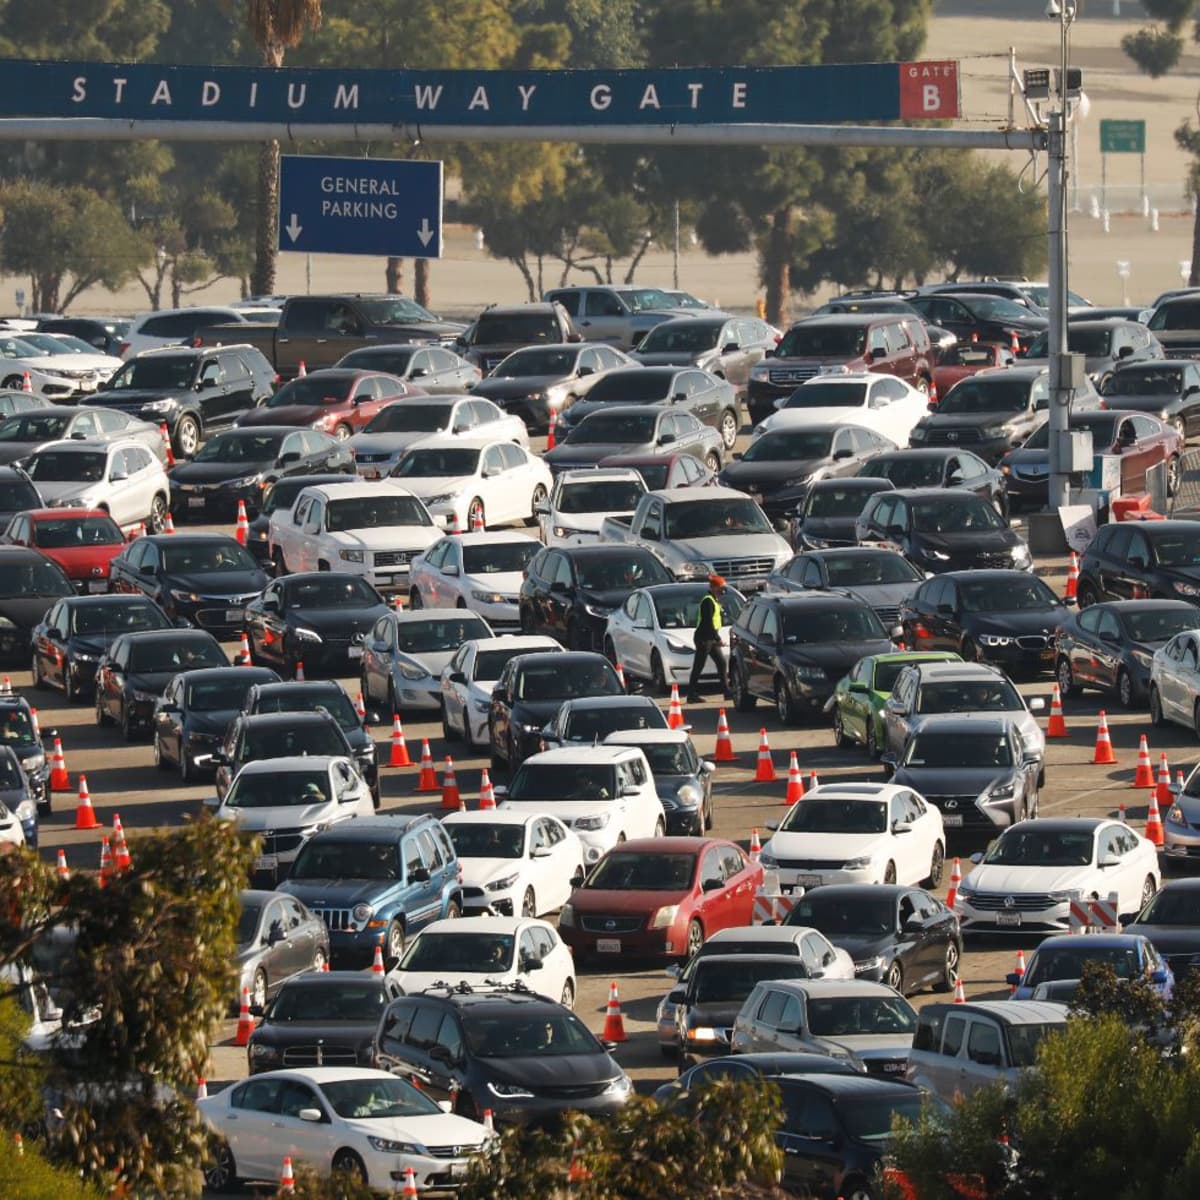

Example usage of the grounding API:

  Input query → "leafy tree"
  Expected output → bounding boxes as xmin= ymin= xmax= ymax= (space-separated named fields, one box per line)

xmin=0 ymin=0 xmax=170 ymax=60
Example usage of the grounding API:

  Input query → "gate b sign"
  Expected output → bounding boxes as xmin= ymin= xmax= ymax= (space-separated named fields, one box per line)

xmin=899 ymin=61 xmax=959 ymax=119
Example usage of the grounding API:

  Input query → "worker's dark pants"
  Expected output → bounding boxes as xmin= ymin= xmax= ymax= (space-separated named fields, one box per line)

xmin=687 ymin=637 xmax=727 ymax=697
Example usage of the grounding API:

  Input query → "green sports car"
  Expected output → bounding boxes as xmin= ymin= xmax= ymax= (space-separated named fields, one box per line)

xmin=829 ymin=650 xmax=962 ymax=758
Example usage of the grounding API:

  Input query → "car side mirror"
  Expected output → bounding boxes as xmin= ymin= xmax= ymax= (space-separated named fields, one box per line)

xmin=409 ymin=367 xmax=428 ymax=379
xmin=109 ymin=469 xmax=128 ymax=482
xmin=531 ymin=846 xmax=552 ymax=859
xmin=833 ymin=448 xmax=852 ymax=461
xmin=409 ymin=866 xmax=431 ymax=883
xmin=138 ymin=563 xmax=155 ymax=576
xmin=848 ymin=681 xmax=868 ymax=694
xmin=926 ymin=402 xmax=938 ymax=414
xmin=667 ymin=989 xmax=686 ymax=1005
xmin=429 ymin=1043 xmax=451 ymax=1062
xmin=936 ymin=603 xmax=955 ymax=616
xmin=534 ymin=501 xmax=549 ymax=515
xmin=871 ymin=346 xmax=887 ymax=360
xmin=491 ymin=690 xmax=508 ymax=704
xmin=887 ymin=524 xmax=906 ymax=537
xmin=1118 ymin=345 xmax=1133 ymax=359
xmin=550 ymin=580 xmax=568 ymax=594
xmin=442 ymin=564 xmax=460 ymax=577
xmin=902 ymin=916 xmax=924 ymax=934
xmin=1098 ymin=852 xmax=1120 ymax=868
xmin=892 ymin=820 xmax=913 ymax=834
xmin=201 ymin=794 xmax=220 ymax=809
xmin=760 ymin=631 xmax=776 ymax=646
xmin=701 ymin=877 xmax=723 ymax=892
xmin=278 ymin=452 xmax=300 ymax=466
xmin=721 ymin=343 xmax=740 ymax=354
xmin=1152 ymin=967 xmax=1169 ymax=984
xmin=577 ymin=365 xmax=593 ymax=378
xmin=448 ymin=671 xmax=466 ymax=685
xmin=658 ymin=433 xmax=676 ymax=446
xmin=1128 ymin=555 xmax=1148 ymax=571
xmin=765 ymin=818 xmax=780 ymax=831
xmin=1028 ymin=697 xmax=1045 ymax=712
xmin=969 ymin=851 xmax=984 ymax=864
xmin=262 ymin=596 xmax=280 ymax=612
xmin=700 ymin=760 xmax=716 ymax=774
xmin=266 ymin=924 xmax=285 ymax=945
xmin=521 ymin=954 xmax=544 ymax=971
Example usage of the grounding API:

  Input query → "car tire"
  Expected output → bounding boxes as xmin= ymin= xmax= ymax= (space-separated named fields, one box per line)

xmin=1025 ymin=786 xmax=1039 ymax=820
xmin=775 ymin=676 xmax=800 ymax=725
xmin=882 ymin=860 xmax=897 ymax=885
xmin=441 ymin=706 xmax=460 ymax=742
xmin=272 ymin=547 xmax=288 ymax=576
xmin=148 ymin=493 xmax=168 ymax=534
xmin=924 ymin=841 xmax=945 ymax=889
xmin=685 ymin=918 xmax=704 ymax=959
xmin=934 ymin=941 xmax=960 ymax=993
xmin=30 ymin=652 xmax=44 ymax=690
xmin=719 ymin=409 xmax=739 ymax=450
xmin=832 ymin=707 xmax=852 ymax=749
xmin=94 ymin=690 xmax=110 ymax=727
xmin=180 ymin=744 xmax=194 ymax=783
xmin=885 ymin=959 xmax=904 ymax=994
xmin=603 ymin=637 xmax=619 ymax=665
xmin=1168 ymin=454 xmax=1181 ymax=496
xmin=1076 ymin=580 xmax=1100 ymax=608
xmin=1150 ymin=685 xmax=1167 ymax=728
xmin=1056 ymin=656 xmax=1081 ymax=698
xmin=521 ymin=887 xmax=536 ymax=917
xmin=732 ymin=663 xmax=755 ymax=713
xmin=153 ymin=735 xmax=170 ymax=773
xmin=654 ymin=817 xmax=665 ymax=838
xmin=840 ymin=1176 xmax=875 ymax=1200
xmin=332 ymin=1150 xmax=367 ymax=1186
xmin=1117 ymin=668 xmax=1135 ymax=710
xmin=527 ymin=484 xmax=548 ymax=525
xmin=704 ymin=451 xmax=721 ymax=474
xmin=650 ymin=652 xmax=669 ymax=697
xmin=384 ymin=920 xmax=405 ymax=967
xmin=203 ymin=1141 xmax=240 ymax=1194
xmin=387 ymin=680 xmax=400 ymax=720
xmin=560 ymin=978 xmax=576 ymax=1010
xmin=251 ymin=968 xmax=267 ymax=1010
xmin=174 ymin=415 xmax=201 ymax=459
xmin=2 ymin=374 xmax=24 ymax=389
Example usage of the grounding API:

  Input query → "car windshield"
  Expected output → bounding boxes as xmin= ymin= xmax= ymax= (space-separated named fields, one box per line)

xmin=508 ymin=762 xmax=618 ymax=801
xmin=128 ymin=637 xmax=225 ymax=673
xmin=320 ymin=1076 xmax=440 ymax=1119
xmin=564 ymin=704 xmax=667 ymax=740
xmin=26 ymin=451 xmax=106 ymax=482
xmin=585 ymin=373 xmax=674 ymax=405
xmin=194 ymin=432 xmax=281 ymax=463
xmin=399 ymin=931 xmax=516 ymax=972
xmin=0 ymin=413 xmax=70 ymax=442
xmin=807 ymin=995 xmax=916 ymax=1037
xmin=108 ymin=356 xmax=196 ymax=390
xmin=493 ymin=348 xmax=579 ymax=377
xmin=185 ymin=676 xmax=257 ymax=712
xmin=392 ymin=448 xmax=480 ymax=478
xmin=568 ymin=412 xmax=658 ymax=444
xmin=514 ymin=661 xmax=621 ymax=701
xmin=0 ymin=752 xmax=23 ymax=790
xmin=664 ymin=499 xmax=772 ymax=538
xmin=1151 ymin=532 xmax=1200 ymax=567
xmin=0 ymin=707 xmax=36 ymax=748
xmin=861 ymin=454 xmax=950 ymax=488
xmin=161 ymin=541 xmax=257 ymax=573
xmin=790 ymin=892 xmax=894 ymax=936
xmin=462 ymin=542 xmax=539 ymax=575
xmin=342 ymin=348 xmax=414 ymax=373
xmin=652 ymin=588 xmax=745 ymax=629
xmin=984 ymin=827 xmax=1095 ymax=866
xmin=32 ymin=515 xmax=123 ymax=548
xmin=636 ymin=741 xmax=699 ymax=774
xmin=557 ymin=480 xmax=646 ymax=514
xmin=1137 ymin=887 xmax=1200 ymax=925
xmin=261 ymin=478 xmax=320 ymax=515
xmin=1123 ymin=609 xmax=1200 ymax=643
xmin=475 ymin=313 xmax=560 ymax=344
xmin=1023 ymin=416 xmax=1117 ymax=452
xmin=627 ymin=464 xmax=668 ymax=489
xmin=397 ymin=617 xmax=491 ymax=654
xmin=692 ymin=959 xmax=809 ymax=1004
xmin=1025 ymin=945 xmax=1141 ymax=986
xmin=805 ymin=485 xmax=881 ymax=518
xmin=239 ymin=723 xmax=346 ymax=762
xmin=252 ymin=689 xmax=359 ymax=731
xmin=777 ymin=327 xmax=867 ymax=358
xmin=835 ymin=1093 xmax=927 ymax=1143
xmin=290 ymin=839 xmax=399 ymax=881
xmin=575 ymin=554 xmax=672 ymax=591
xmin=904 ymin=732 xmax=1013 ymax=768
xmin=911 ymin=498 xmax=1005 ymax=533
xmin=742 ymin=430 xmax=835 ymax=461
xmin=326 ymin=495 xmax=431 ymax=530
xmin=446 ymin=823 xmax=524 ymax=859
xmin=915 ymin=679 xmax=1022 ymax=713
xmin=939 ymin=380 xmax=1030 ymax=414
xmin=0 ymin=337 xmax=41 ymax=359
xmin=467 ymin=649 xmax=542 ymax=683
xmin=0 ymin=557 xmax=71 ymax=599
xmin=638 ymin=323 xmax=722 ymax=353
xmin=1103 ymin=367 xmax=1183 ymax=396
xmin=586 ymin=851 xmax=695 ymax=891
xmin=284 ymin=575 xmax=380 ymax=609
xmin=357 ymin=297 xmax=438 ymax=324
xmin=364 ymin=405 xmax=450 ymax=434
xmin=824 ymin=554 xmax=920 ymax=587
xmin=269 ymin=981 xmax=385 ymax=1022
xmin=465 ymin=1010 xmax=600 ymax=1058
xmin=782 ymin=606 xmax=887 ymax=644
xmin=780 ymin=384 xmax=868 ymax=410
xmin=236 ymin=903 xmax=261 ymax=946
xmin=780 ymin=798 xmax=888 ymax=834
xmin=958 ymin=577 xmax=1060 ymax=613
xmin=0 ymin=480 xmax=39 ymax=511
xmin=70 ymin=601 xmax=167 ymax=635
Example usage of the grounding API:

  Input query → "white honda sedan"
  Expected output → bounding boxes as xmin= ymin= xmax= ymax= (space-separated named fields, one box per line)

xmin=409 ymin=531 xmax=542 ymax=630
xmin=955 ymin=817 xmax=1161 ymax=935
xmin=200 ymin=1067 xmax=492 ymax=1194
xmin=759 ymin=782 xmax=946 ymax=893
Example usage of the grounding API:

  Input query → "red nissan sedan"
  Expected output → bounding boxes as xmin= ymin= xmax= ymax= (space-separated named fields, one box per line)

xmin=559 ymin=837 xmax=764 ymax=961
xmin=236 ymin=369 xmax=424 ymax=439
xmin=2 ymin=508 xmax=126 ymax=593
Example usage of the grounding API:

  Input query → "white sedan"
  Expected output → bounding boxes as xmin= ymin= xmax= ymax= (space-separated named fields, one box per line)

xmin=409 ymin=530 xmax=541 ymax=630
xmin=0 ymin=333 xmax=122 ymax=399
xmin=200 ymin=1067 xmax=491 ymax=1194
xmin=386 ymin=915 xmax=577 ymax=1009
xmin=955 ymin=817 xmax=1161 ymax=935
xmin=604 ymin=582 xmax=747 ymax=694
xmin=389 ymin=436 xmax=552 ymax=532
xmin=442 ymin=810 xmax=585 ymax=918
xmin=440 ymin=635 xmax=562 ymax=747
xmin=759 ymin=782 xmax=946 ymax=892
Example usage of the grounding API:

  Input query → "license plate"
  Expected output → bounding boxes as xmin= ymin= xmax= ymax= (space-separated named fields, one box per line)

xmin=187 ymin=496 xmax=205 ymax=508
xmin=87 ymin=581 xmax=108 ymax=593
xmin=224 ymin=610 xmax=242 ymax=622
xmin=596 ymin=938 xmax=621 ymax=953
xmin=942 ymin=814 xmax=963 ymax=827
xmin=995 ymin=911 xmax=1021 ymax=927
xmin=254 ymin=854 xmax=277 ymax=873
xmin=449 ymin=1162 xmax=467 ymax=1179
xmin=797 ymin=874 xmax=822 ymax=888
xmin=348 ymin=645 xmax=363 ymax=659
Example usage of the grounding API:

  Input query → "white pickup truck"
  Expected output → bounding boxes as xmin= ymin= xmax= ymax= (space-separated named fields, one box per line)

xmin=268 ymin=479 xmax=442 ymax=592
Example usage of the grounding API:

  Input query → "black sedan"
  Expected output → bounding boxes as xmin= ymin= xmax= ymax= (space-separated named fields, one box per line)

xmin=766 ymin=547 xmax=923 ymax=628
xmin=788 ymin=477 xmax=893 ymax=551
xmin=603 ymin=729 xmax=715 ymax=836
xmin=653 ymin=1051 xmax=863 ymax=1106
xmin=785 ymin=884 xmax=961 ymax=997
xmin=243 ymin=571 xmax=391 ymax=679
xmin=858 ymin=448 xmax=1006 ymax=515
xmin=1055 ymin=599 xmax=1200 ymax=709
xmin=1125 ymin=880 xmax=1200 ymax=981
xmin=0 ymin=546 xmax=75 ymax=665
xmin=898 ymin=569 xmax=1066 ymax=674
xmin=1099 ymin=359 xmax=1200 ymax=437
xmin=152 ymin=665 xmax=281 ymax=782
xmin=907 ymin=291 xmax=1047 ymax=353
xmin=729 ymin=592 xmax=896 ymax=724
xmin=213 ymin=710 xmax=360 ymax=800
xmin=718 ymin=424 xmax=893 ymax=522
xmin=245 ymin=971 xmax=388 ymax=1075
xmin=167 ymin=426 xmax=353 ymax=521
xmin=243 ymin=472 xmax=349 ymax=564
xmin=519 ymin=544 xmax=673 ymax=651
xmin=94 ymin=628 xmax=229 ymax=739
xmin=107 ymin=532 xmax=271 ymax=638
xmin=30 ymin=593 xmax=169 ymax=699
xmin=1077 ymin=519 xmax=1200 ymax=607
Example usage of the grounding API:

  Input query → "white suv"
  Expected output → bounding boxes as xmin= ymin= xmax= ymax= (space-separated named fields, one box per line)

xmin=120 ymin=306 xmax=248 ymax=358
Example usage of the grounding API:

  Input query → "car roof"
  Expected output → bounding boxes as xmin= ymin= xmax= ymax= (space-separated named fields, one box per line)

xmin=756 ymin=978 xmax=900 ymax=998
xmin=436 ymin=531 xmax=540 ymax=546
xmin=292 ymin=480 xmax=415 ymax=502
xmin=790 ymin=314 xmax=904 ymax=328
xmin=608 ymin=836 xmax=718 ymax=855
xmin=59 ymin=592 xmax=156 ymax=606
xmin=393 ymin=608 xmax=485 ymax=622
xmin=306 ymin=816 xmax=428 ymax=841
xmin=560 ymin=544 xmax=655 ymax=560
xmin=233 ymin=756 xmax=345 ymax=774
xmin=873 ymin=487 xmax=991 ymax=502
xmin=755 ymin=592 xmax=874 ymax=611
xmin=177 ymin=666 xmax=276 ymax=685
xmin=140 ymin=532 xmax=244 ymax=547
xmin=462 ymin=636 xmax=560 ymax=653
xmin=511 ymin=651 xmax=606 ymax=670
xmin=251 ymin=679 xmax=344 ymax=696
xmin=998 ymin=817 xmax=1106 ymax=833
xmin=779 ymin=1074 xmax=920 ymax=1097
xmin=558 ymin=695 xmax=661 ymax=711
xmin=649 ymin=485 xmax=746 ymax=503
xmin=604 ymin=728 xmax=692 ymax=746
xmin=708 ymin=926 xmax=806 ymax=944
xmin=116 ymin=628 xmax=213 ymax=643
xmin=918 ymin=1000 xmax=1068 ymax=1024
xmin=803 ymin=783 xmax=913 ymax=801
xmin=556 ymin=468 xmax=645 ymax=483
xmin=906 ymin=661 xmax=1007 ymax=681
xmin=415 ymin=915 xmax=555 ymax=937
xmin=1033 ymin=933 xmax=1148 ymax=950
xmin=809 ymin=476 xmax=892 ymax=491
xmin=939 ymin=569 xmax=1054 ymax=585
xmin=35 ymin=437 xmax=145 ymax=454
xmin=442 ymin=810 xmax=539 ymax=828
xmin=237 ymin=711 xmax=338 ymax=727
xmin=523 ymin=745 xmax=637 ymax=764
xmin=275 ymin=971 xmax=387 ymax=988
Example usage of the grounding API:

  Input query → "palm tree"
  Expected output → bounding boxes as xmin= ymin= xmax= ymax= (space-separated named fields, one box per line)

xmin=244 ymin=0 xmax=323 ymax=295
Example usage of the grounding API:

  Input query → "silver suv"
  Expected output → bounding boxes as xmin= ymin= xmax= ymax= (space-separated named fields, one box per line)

xmin=543 ymin=285 xmax=690 ymax=351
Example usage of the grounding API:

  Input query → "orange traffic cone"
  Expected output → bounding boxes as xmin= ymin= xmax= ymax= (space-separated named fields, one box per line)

xmin=74 ymin=774 xmax=99 ymax=830
xmin=393 ymin=594 xmax=404 ymax=611
xmin=785 ymin=752 xmax=805 ymax=805
xmin=20 ymin=370 xmax=31 ymax=392
xmin=55 ymin=849 xmax=69 ymax=881
xmin=928 ymin=377 xmax=939 ymax=406
xmin=235 ymin=987 xmax=254 ymax=1046
xmin=389 ymin=715 xmax=412 ymax=767
xmin=1010 ymin=329 xmax=1020 ymax=355
xmin=372 ymin=944 xmax=385 ymax=975
xmin=415 ymin=739 xmax=439 ymax=791
xmin=954 ymin=977 xmax=967 ymax=1003
xmin=713 ymin=707 xmax=736 ymax=763
xmin=614 ymin=662 xmax=626 ymax=691
xmin=546 ymin=420 xmax=557 ymax=451
xmin=1046 ymin=684 xmax=1068 ymax=738
xmin=112 ymin=813 xmax=131 ymax=872
xmin=601 ymin=980 xmax=627 ymax=1042
xmin=754 ymin=728 xmax=777 ymax=783
xmin=401 ymin=1166 xmax=418 ymax=1199
xmin=294 ymin=660 xmax=305 ymax=682
xmin=237 ymin=631 xmax=252 ymax=665
xmin=28 ymin=706 xmax=38 ymax=739
xmin=749 ymin=828 xmax=761 ymax=861
xmin=1178 ymin=769 xmax=1187 ymax=796
xmin=163 ymin=512 xmax=175 ymax=534
xmin=159 ymin=422 xmax=176 ymax=468
xmin=1092 ymin=711 xmax=1117 ymax=765
xmin=440 ymin=758 xmax=461 ymax=810
xmin=946 ymin=857 xmax=962 ymax=910
xmin=98 ymin=837 xmax=112 ymax=887
xmin=1134 ymin=735 xmax=1155 ymax=788
xmin=280 ymin=1155 xmax=295 ymax=1193
xmin=196 ymin=1078 xmax=208 ymax=1100
xmin=297 ymin=360 xmax=307 ymax=377
xmin=1065 ymin=552 xmax=1079 ymax=601
xmin=1011 ymin=950 xmax=1026 ymax=995
xmin=235 ymin=499 xmax=249 ymax=546
xmin=1119 ymin=800 xmax=1127 ymax=825
xmin=355 ymin=691 xmax=366 ymax=721
xmin=50 ymin=736 xmax=70 ymax=792
xmin=808 ymin=769 xmax=820 ymax=793
xmin=446 ymin=510 xmax=461 ymax=536
xmin=0 ymin=676 xmax=9 ymax=696
xmin=479 ymin=768 xmax=496 ymax=811
xmin=470 ymin=506 xmax=485 ymax=533
xmin=13 ymin=1133 xmax=21 ymax=1157
xmin=483 ymin=1109 xmax=495 ymax=1135
xmin=1146 ymin=791 xmax=1165 ymax=848
xmin=1156 ymin=753 xmax=1174 ymax=808
xmin=667 ymin=683 xmax=685 ymax=729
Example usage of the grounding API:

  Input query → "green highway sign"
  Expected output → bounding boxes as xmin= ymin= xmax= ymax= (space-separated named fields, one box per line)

xmin=1100 ymin=119 xmax=1145 ymax=154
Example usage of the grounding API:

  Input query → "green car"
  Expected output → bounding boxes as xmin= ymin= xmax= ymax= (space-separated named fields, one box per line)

xmin=830 ymin=651 xmax=962 ymax=758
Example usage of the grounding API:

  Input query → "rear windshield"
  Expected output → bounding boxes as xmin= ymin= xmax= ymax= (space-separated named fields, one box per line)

xmin=781 ymin=606 xmax=886 ymax=644
xmin=939 ymin=380 xmax=1030 ymax=414
xmin=507 ymin=762 xmax=618 ymax=801
xmin=904 ymin=732 xmax=1012 ymax=768
xmin=128 ymin=637 xmax=225 ymax=673
xmin=584 ymin=374 xmax=674 ymax=404
xmin=365 ymin=405 xmax=450 ymax=434
xmin=462 ymin=542 xmax=539 ymax=575
xmin=396 ymin=616 xmax=491 ymax=654
xmin=805 ymin=485 xmax=882 ymax=518
xmin=476 ymin=313 xmax=560 ymax=344
xmin=557 ymin=480 xmax=645 ymax=514
xmin=326 ymin=495 xmax=431 ymax=530
xmin=777 ymin=327 xmax=867 ymax=358
xmin=1102 ymin=367 xmax=1182 ymax=396
xmin=780 ymin=384 xmax=867 ymax=409
xmin=109 ymin=356 xmax=196 ymax=390
xmin=514 ymin=660 xmax=621 ymax=701
xmin=493 ymin=348 xmax=579 ymax=377
xmin=691 ymin=959 xmax=808 ymax=1004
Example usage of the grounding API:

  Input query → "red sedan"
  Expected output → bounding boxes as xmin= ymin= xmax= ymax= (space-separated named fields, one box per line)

xmin=560 ymin=837 xmax=764 ymax=961
xmin=235 ymin=369 xmax=424 ymax=439
xmin=2 ymin=508 xmax=126 ymax=593
xmin=931 ymin=342 xmax=1016 ymax=402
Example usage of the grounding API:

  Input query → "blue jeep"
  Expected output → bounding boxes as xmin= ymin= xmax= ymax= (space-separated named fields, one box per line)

xmin=279 ymin=816 xmax=461 ymax=969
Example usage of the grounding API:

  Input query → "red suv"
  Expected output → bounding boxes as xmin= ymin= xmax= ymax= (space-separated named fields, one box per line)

xmin=747 ymin=314 xmax=933 ymax=425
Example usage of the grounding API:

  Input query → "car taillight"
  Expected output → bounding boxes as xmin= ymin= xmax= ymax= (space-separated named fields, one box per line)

xmin=117 ymin=342 xmax=130 ymax=356
xmin=191 ymin=336 xmax=202 ymax=347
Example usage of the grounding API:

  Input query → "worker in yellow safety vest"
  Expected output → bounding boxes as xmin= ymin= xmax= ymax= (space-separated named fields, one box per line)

xmin=686 ymin=574 xmax=729 ymax=703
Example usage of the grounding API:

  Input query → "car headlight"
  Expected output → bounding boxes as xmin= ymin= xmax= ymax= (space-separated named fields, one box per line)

xmin=248 ymin=1043 xmax=280 ymax=1060
xmin=909 ymin=427 xmax=927 ymax=441
xmin=519 ymin=722 xmax=541 ymax=734
xmin=790 ymin=663 xmax=826 ymax=682
xmin=552 ymin=526 xmax=574 ymax=538
xmin=650 ymin=904 xmax=679 ymax=929
xmin=227 ymin=474 xmax=264 ymax=489
xmin=140 ymin=398 xmax=176 ymax=414
xmin=485 ymin=873 xmax=519 ymax=893
xmin=750 ymin=364 xmax=770 ymax=380
xmin=982 ymin=425 xmax=1010 ymax=439
xmin=487 ymin=1081 xmax=535 ymax=1099
xmin=676 ymin=784 xmax=701 ymax=808
xmin=130 ymin=689 xmax=159 ymax=704
xmin=676 ymin=560 xmax=713 ymax=579
xmin=292 ymin=626 xmax=323 ymax=643
xmin=803 ymin=535 xmax=829 ymax=549
xmin=924 ymin=549 xmax=951 ymax=561
xmin=581 ymin=603 xmax=610 ymax=618
xmin=573 ymin=813 xmax=611 ymax=831
xmin=1131 ymin=650 xmax=1154 ymax=669
xmin=170 ymin=589 xmax=200 ymax=603
xmin=1169 ymin=805 xmax=1186 ymax=824
xmin=1174 ymin=580 xmax=1200 ymax=597
xmin=855 ymin=956 xmax=886 ymax=974
xmin=339 ymin=549 xmax=365 ymax=563
xmin=352 ymin=903 xmax=375 ymax=924
xmin=759 ymin=850 xmax=777 ymax=868
xmin=982 ymin=779 xmax=1016 ymax=802
xmin=398 ymin=662 xmax=429 ymax=680
xmin=15 ymin=799 xmax=35 ymax=822
xmin=842 ymin=855 xmax=873 ymax=870
xmin=471 ymin=590 xmax=507 ymax=604
xmin=1012 ymin=545 xmax=1032 ymax=567
xmin=0 ymin=616 xmax=13 ymax=629
xmin=367 ymin=1136 xmax=423 ymax=1154
xmin=72 ymin=651 xmax=98 ymax=663
xmin=602 ymin=1073 xmax=632 ymax=1097
xmin=558 ymin=903 xmax=575 ymax=927
xmin=978 ymin=634 xmax=1014 ymax=647
xmin=22 ymin=753 xmax=44 ymax=774
xmin=686 ymin=1026 xmax=719 ymax=1042
xmin=424 ymin=493 xmax=456 ymax=506
xmin=664 ymin=638 xmax=690 ymax=654
xmin=784 ymin=476 xmax=813 ymax=489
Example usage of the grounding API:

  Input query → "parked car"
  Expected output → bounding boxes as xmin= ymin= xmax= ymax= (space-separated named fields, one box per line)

xmin=631 ymin=315 xmax=777 ymax=396
xmin=0 ymin=546 xmax=76 ymax=665
xmin=1008 ymin=933 xmax=1172 ymax=1000
xmin=38 ymin=316 xmax=129 ymax=357
xmin=0 ymin=465 xmax=43 ymax=530
xmin=789 ymin=477 xmax=894 ymax=551
xmin=2 ymin=508 xmax=126 ymax=593
xmin=0 ymin=693 xmax=51 ymax=818
xmin=120 ymin=305 xmax=252 ymax=358
xmin=596 ymin=451 xmax=715 ymax=491
xmin=1148 ymin=626 xmax=1200 ymax=734
xmin=237 ymin=369 xmax=422 ymax=440
xmin=408 ymin=531 xmax=539 ymax=632
xmin=766 ymin=547 xmax=924 ymax=628
xmin=545 ymin=403 xmax=724 ymax=474
xmin=604 ymin=728 xmax=716 ymax=836
xmin=335 ymin=342 xmax=481 ymax=394
xmin=1124 ymin=879 xmax=1200 ymax=977
xmin=242 ymin=472 xmax=349 ymax=564
xmin=652 ymin=1052 xmax=863 ymax=1108
xmin=1022 ymin=316 xmax=1165 ymax=386
xmin=0 ymin=406 xmax=167 ymax=468
xmin=543 ymin=284 xmax=688 ymax=350
xmin=906 ymin=292 xmax=1046 ymax=353
xmin=539 ymin=695 xmax=669 ymax=749
xmin=931 ymin=341 xmax=1016 ymax=397
xmin=860 ymin=447 xmax=1007 ymax=515
xmin=0 ymin=745 xmax=38 ymax=846
xmin=536 ymin=468 xmax=647 ymax=547
xmin=455 ymin=301 xmax=580 ymax=374
xmin=234 ymin=888 xmax=332 ymax=1010
xmin=0 ymin=332 xmax=121 ymax=400
xmin=1098 ymin=359 xmax=1200 ymax=437
xmin=1076 ymin=519 xmax=1200 ymax=607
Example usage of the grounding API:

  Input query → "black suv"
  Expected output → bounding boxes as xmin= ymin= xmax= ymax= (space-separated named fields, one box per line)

xmin=86 ymin=345 xmax=276 ymax=458
xmin=0 ymin=693 xmax=51 ymax=815
xmin=373 ymin=984 xmax=630 ymax=1126
xmin=729 ymin=592 xmax=895 ymax=724
xmin=455 ymin=303 xmax=581 ymax=374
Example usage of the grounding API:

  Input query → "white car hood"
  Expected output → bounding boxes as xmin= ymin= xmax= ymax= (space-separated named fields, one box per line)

xmin=553 ymin=510 xmax=633 ymax=534
xmin=217 ymin=801 xmax=332 ymax=831
xmin=500 ymin=799 xmax=614 ymax=825
xmin=338 ymin=1112 xmax=487 ymax=1148
xmin=397 ymin=475 xmax=475 ymax=500
xmin=326 ymin=527 xmax=439 ymax=550
xmin=459 ymin=855 xmax=523 ymax=888
xmin=29 ymin=479 xmax=100 ymax=503
xmin=963 ymin=863 xmax=1094 ymax=895
xmin=42 ymin=353 xmax=122 ymax=373
xmin=463 ymin=570 xmax=525 ymax=596
xmin=764 ymin=831 xmax=886 ymax=859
